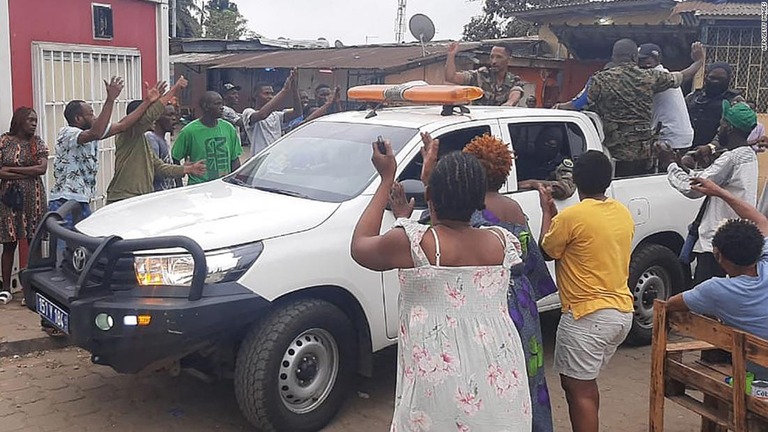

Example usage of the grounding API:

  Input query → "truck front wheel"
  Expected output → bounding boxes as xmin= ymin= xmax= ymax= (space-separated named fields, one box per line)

xmin=625 ymin=243 xmax=685 ymax=346
xmin=234 ymin=299 xmax=356 ymax=432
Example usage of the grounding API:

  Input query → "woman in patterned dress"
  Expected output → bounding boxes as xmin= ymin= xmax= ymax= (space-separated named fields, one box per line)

xmin=0 ymin=108 xmax=48 ymax=302
xmin=464 ymin=135 xmax=557 ymax=432
xmin=351 ymin=133 xmax=532 ymax=431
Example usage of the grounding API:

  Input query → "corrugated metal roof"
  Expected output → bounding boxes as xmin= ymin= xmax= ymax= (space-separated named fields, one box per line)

xmin=672 ymin=1 xmax=762 ymax=18
xmin=169 ymin=53 xmax=239 ymax=65
xmin=206 ymin=41 xmax=547 ymax=70
xmin=209 ymin=44 xmax=477 ymax=70
xmin=513 ymin=0 xmax=675 ymax=18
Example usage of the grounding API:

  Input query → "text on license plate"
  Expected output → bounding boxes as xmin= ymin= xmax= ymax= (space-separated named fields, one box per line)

xmin=36 ymin=293 xmax=69 ymax=334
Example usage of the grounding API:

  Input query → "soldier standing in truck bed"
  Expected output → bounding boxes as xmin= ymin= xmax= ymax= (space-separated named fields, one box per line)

xmin=585 ymin=39 xmax=705 ymax=177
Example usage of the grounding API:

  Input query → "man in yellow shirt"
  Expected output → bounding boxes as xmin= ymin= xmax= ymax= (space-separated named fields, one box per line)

xmin=539 ymin=150 xmax=635 ymax=432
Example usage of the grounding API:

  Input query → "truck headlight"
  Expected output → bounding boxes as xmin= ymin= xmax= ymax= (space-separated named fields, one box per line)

xmin=134 ymin=242 xmax=264 ymax=287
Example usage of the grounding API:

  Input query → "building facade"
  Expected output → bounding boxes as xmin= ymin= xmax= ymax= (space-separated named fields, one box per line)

xmin=0 ymin=0 xmax=170 ymax=207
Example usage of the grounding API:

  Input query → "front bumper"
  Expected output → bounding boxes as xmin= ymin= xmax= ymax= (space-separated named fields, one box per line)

xmin=21 ymin=200 xmax=271 ymax=373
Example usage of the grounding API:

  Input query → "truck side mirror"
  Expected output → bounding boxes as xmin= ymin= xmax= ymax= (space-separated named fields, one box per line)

xmin=400 ymin=179 xmax=427 ymax=209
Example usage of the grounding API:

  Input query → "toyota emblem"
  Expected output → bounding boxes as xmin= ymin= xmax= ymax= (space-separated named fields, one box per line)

xmin=72 ymin=247 xmax=88 ymax=272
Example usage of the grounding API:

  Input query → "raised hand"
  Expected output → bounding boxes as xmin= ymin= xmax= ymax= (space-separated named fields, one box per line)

xmin=105 ymin=76 xmax=125 ymax=100
xmin=371 ymin=139 xmax=396 ymax=182
xmin=419 ymin=131 xmax=440 ymax=185
xmin=691 ymin=41 xmax=704 ymax=62
xmin=389 ymin=182 xmax=415 ymax=219
xmin=174 ymin=75 xmax=189 ymax=89
xmin=145 ymin=81 xmax=168 ymax=103
xmin=537 ymin=184 xmax=557 ymax=215
xmin=447 ymin=41 xmax=460 ymax=56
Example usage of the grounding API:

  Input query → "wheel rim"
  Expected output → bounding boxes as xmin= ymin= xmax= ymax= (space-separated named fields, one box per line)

xmin=633 ymin=265 xmax=671 ymax=329
xmin=278 ymin=328 xmax=339 ymax=415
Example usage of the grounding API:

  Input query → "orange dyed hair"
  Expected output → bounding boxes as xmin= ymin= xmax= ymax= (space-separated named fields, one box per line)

xmin=463 ymin=134 xmax=513 ymax=191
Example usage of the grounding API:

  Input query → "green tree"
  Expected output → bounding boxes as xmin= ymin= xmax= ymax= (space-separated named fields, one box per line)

xmin=174 ymin=0 xmax=203 ymax=38
xmin=203 ymin=0 xmax=252 ymax=39
xmin=463 ymin=0 xmax=540 ymax=40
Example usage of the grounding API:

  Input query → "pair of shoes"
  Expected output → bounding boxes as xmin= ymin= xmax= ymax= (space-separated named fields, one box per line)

xmin=0 ymin=291 xmax=12 ymax=305
xmin=20 ymin=296 xmax=26 ymax=307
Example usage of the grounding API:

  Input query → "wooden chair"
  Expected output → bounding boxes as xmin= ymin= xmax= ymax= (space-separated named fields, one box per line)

xmin=650 ymin=299 xmax=768 ymax=431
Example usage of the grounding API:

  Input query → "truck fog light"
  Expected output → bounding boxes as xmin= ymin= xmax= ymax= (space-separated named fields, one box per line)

xmin=95 ymin=313 xmax=114 ymax=331
xmin=123 ymin=315 xmax=138 ymax=326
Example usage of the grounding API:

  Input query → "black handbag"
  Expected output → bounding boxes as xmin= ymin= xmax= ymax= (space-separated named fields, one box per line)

xmin=679 ymin=197 xmax=710 ymax=264
xmin=1 ymin=183 xmax=24 ymax=211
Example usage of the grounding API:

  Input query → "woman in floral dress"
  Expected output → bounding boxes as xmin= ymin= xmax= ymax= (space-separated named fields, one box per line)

xmin=351 ymin=133 xmax=532 ymax=431
xmin=464 ymin=135 xmax=557 ymax=432
xmin=0 ymin=108 xmax=48 ymax=302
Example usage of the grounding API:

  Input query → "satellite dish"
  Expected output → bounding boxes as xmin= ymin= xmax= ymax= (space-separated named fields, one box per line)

xmin=409 ymin=14 xmax=435 ymax=43
xmin=334 ymin=40 xmax=345 ymax=48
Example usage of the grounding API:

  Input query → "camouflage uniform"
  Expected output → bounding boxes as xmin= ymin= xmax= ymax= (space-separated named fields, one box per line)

xmin=549 ymin=158 xmax=576 ymax=200
xmin=586 ymin=63 xmax=683 ymax=163
xmin=461 ymin=67 xmax=525 ymax=106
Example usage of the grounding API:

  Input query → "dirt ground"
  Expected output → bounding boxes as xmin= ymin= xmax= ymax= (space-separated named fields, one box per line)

xmin=0 ymin=312 xmax=704 ymax=432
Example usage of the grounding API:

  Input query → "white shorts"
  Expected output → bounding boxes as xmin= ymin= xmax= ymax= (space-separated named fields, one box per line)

xmin=554 ymin=308 xmax=633 ymax=381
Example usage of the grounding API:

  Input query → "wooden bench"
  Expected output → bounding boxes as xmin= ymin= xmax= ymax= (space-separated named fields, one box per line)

xmin=650 ymin=299 xmax=768 ymax=431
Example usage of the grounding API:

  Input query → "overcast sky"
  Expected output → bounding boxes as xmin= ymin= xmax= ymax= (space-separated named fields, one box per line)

xmin=237 ymin=0 xmax=484 ymax=46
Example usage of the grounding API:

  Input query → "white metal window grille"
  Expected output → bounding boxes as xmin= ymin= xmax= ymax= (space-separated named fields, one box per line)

xmin=31 ymin=42 xmax=142 ymax=209
xmin=704 ymin=24 xmax=768 ymax=112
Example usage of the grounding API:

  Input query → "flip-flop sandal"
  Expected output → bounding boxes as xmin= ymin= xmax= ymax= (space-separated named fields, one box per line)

xmin=0 ymin=291 xmax=12 ymax=305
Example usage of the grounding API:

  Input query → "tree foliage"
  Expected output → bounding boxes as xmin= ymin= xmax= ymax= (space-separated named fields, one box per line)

xmin=463 ymin=0 xmax=539 ymax=40
xmin=174 ymin=0 xmax=202 ymax=38
xmin=172 ymin=0 xmax=255 ymax=40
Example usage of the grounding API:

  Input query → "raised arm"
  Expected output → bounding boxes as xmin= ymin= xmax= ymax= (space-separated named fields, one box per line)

xmin=350 ymin=140 xmax=412 ymax=271
xmin=160 ymin=75 xmax=188 ymax=106
xmin=283 ymin=70 xmax=303 ymax=122
xmin=301 ymin=87 xmax=341 ymax=123
xmin=77 ymin=77 xmax=124 ymax=144
xmin=691 ymin=177 xmax=768 ymax=235
xmin=106 ymin=81 xmax=167 ymax=137
xmin=248 ymin=77 xmax=292 ymax=123
xmin=679 ymin=42 xmax=705 ymax=83
xmin=444 ymin=42 xmax=468 ymax=85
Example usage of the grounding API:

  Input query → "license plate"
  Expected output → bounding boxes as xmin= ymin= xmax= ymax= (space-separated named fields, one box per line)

xmin=36 ymin=293 xmax=69 ymax=334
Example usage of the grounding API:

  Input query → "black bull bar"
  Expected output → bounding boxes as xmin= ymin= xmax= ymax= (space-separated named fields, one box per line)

xmin=22 ymin=200 xmax=208 ymax=301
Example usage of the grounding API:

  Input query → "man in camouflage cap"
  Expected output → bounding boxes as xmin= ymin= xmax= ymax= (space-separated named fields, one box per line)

xmin=516 ymin=126 xmax=576 ymax=200
xmin=586 ymin=39 xmax=705 ymax=177
xmin=445 ymin=41 xmax=525 ymax=106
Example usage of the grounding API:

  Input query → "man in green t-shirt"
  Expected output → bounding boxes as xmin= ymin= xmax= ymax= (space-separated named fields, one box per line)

xmin=172 ymin=91 xmax=242 ymax=185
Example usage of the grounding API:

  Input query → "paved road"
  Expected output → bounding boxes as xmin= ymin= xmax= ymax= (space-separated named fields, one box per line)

xmin=0 ymin=313 xmax=703 ymax=432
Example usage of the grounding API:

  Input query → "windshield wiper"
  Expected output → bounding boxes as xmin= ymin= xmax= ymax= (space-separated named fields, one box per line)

xmin=255 ymin=186 xmax=309 ymax=199
xmin=224 ymin=176 xmax=250 ymax=187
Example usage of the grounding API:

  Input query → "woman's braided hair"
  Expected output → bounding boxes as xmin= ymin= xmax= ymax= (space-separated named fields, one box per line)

xmin=428 ymin=151 xmax=487 ymax=222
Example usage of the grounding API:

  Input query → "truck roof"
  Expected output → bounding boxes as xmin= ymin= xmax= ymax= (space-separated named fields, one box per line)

xmin=314 ymin=105 xmax=600 ymax=130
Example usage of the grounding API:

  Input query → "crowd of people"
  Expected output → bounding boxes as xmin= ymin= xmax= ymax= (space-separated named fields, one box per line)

xmin=0 ymin=33 xmax=766 ymax=431
xmin=350 ymin=37 xmax=768 ymax=432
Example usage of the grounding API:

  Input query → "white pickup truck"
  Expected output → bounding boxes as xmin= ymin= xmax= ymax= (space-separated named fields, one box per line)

xmin=22 ymin=104 xmax=699 ymax=432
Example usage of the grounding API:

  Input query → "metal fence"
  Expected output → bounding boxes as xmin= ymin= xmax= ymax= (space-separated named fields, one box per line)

xmin=703 ymin=23 xmax=768 ymax=112
xmin=31 ymin=42 xmax=142 ymax=209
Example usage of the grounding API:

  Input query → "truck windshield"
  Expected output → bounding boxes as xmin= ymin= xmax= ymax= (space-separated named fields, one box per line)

xmin=225 ymin=121 xmax=418 ymax=202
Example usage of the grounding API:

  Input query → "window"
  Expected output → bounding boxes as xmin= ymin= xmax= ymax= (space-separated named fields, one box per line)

xmin=228 ymin=122 xmax=418 ymax=202
xmin=92 ymin=4 xmax=114 ymax=40
xmin=32 ymin=43 xmax=142 ymax=208
xmin=508 ymin=122 xmax=585 ymax=182
xmin=398 ymin=125 xmax=492 ymax=181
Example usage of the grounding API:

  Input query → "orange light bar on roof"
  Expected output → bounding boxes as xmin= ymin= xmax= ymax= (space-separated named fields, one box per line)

xmin=348 ymin=83 xmax=484 ymax=105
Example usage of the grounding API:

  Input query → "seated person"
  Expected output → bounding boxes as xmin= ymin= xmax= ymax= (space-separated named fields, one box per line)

xmin=516 ymin=126 xmax=576 ymax=200
xmin=668 ymin=177 xmax=768 ymax=379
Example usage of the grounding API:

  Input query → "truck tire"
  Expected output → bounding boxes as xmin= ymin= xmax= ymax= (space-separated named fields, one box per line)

xmin=234 ymin=298 xmax=356 ymax=432
xmin=625 ymin=244 xmax=684 ymax=346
